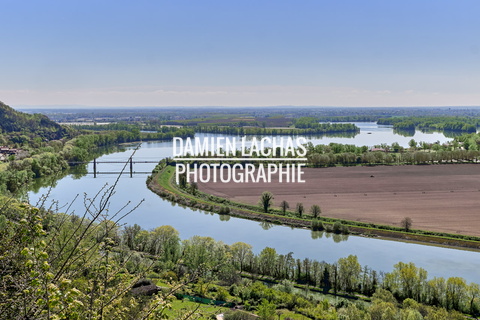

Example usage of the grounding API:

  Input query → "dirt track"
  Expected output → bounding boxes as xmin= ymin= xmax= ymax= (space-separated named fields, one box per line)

xmin=198 ymin=164 xmax=480 ymax=236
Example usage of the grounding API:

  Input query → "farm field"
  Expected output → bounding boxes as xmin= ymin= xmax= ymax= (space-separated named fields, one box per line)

xmin=198 ymin=164 xmax=480 ymax=237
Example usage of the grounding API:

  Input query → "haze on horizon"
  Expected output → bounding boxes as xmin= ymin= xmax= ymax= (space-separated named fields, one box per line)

xmin=1 ymin=1 xmax=480 ymax=108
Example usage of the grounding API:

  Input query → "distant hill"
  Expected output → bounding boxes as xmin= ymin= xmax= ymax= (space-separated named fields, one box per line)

xmin=0 ymin=101 xmax=69 ymax=140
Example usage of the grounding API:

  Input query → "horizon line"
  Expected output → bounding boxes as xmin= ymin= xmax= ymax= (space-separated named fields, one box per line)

xmin=14 ymin=105 xmax=480 ymax=110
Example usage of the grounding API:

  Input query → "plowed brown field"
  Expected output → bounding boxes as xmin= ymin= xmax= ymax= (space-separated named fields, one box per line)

xmin=198 ymin=164 xmax=480 ymax=236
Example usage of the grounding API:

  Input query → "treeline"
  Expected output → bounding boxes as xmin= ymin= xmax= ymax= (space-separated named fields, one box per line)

xmin=116 ymin=223 xmax=480 ymax=317
xmin=70 ymin=120 xmax=359 ymax=136
xmin=377 ymin=116 xmax=479 ymax=133
xmin=71 ymin=122 xmax=142 ymax=131
xmin=89 ymin=212 xmax=480 ymax=317
xmin=66 ymin=128 xmax=193 ymax=162
xmin=294 ymin=117 xmax=359 ymax=131
xmin=304 ymin=140 xmax=480 ymax=167
xmin=70 ymin=121 xmax=189 ymax=133
xmin=193 ymin=123 xmax=359 ymax=136
xmin=166 ymin=120 xmax=259 ymax=127
xmin=165 ymin=137 xmax=480 ymax=169
xmin=316 ymin=115 xmax=382 ymax=122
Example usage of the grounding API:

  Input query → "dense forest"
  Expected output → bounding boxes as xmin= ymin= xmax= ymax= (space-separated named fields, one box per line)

xmin=0 ymin=101 xmax=71 ymax=141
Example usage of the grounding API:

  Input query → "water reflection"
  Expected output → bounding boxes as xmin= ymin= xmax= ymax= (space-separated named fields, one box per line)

xmin=69 ymin=166 xmax=88 ymax=179
xmin=393 ymin=128 xmax=416 ymax=137
xmin=219 ymin=214 xmax=231 ymax=222
xmin=442 ymin=131 xmax=464 ymax=138
xmin=311 ymin=230 xmax=323 ymax=239
xmin=230 ymin=132 xmax=359 ymax=141
xmin=311 ymin=230 xmax=349 ymax=242
xmin=260 ymin=221 xmax=274 ymax=230
xmin=332 ymin=233 xmax=349 ymax=243
xmin=29 ymin=172 xmax=67 ymax=193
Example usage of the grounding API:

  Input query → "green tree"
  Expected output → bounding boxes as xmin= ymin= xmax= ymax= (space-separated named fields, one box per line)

xmin=310 ymin=204 xmax=321 ymax=218
xmin=409 ymin=139 xmax=417 ymax=149
xmin=258 ymin=247 xmax=277 ymax=277
xmin=230 ymin=242 xmax=253 ymax=272
xmin=369 ymin=301 xmax=398 ymax=320
xmin=257 ymin=299 xmax=276 ymax=320
xmin=446 ymin=277 xmax=467 ymax=311
xmin=149 ymin=225 xmax=181 ymax=262
xmin=385 ymin=262 xmax=427 ymax=301
xmin=295 ymin=202 xmax=304 ymax=217
xmin=337 ymin=255 xmax=361 ymax=293
xmin=467 ymin=282 xmax=480 ymax=316
xmin=322 ymin=267 xmax=332 ymax=294
xmin=427 ymin=277 xmax=447 ymax=307
xmin=258 ymin=191 xmax=274 ymax=213
xmin=372 ymin=288 xmax=398 ymax=304
xmin=182 ymin=236 xmax=228 ymax=275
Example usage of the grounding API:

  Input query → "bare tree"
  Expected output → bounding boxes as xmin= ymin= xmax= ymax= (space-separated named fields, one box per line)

xmin=296 ymin=202 xmax=304 ymax=217
xmin=280 ymin=200 xmax=289 ymax=214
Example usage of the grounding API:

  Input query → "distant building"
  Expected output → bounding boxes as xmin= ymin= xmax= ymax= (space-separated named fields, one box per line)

xmin=369 ymin=147 xmax=387 ymax=152
xmin=0 ymin=146 xmax=20 ymax=157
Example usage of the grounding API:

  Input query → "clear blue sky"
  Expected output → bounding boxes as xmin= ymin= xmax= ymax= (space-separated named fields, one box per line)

xmin=1 ymin=0 xmax=479 ymax=107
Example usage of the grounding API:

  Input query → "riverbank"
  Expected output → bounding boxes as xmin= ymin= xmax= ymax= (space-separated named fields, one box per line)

xmin=148 ymin=165 xmax=480 ymax=250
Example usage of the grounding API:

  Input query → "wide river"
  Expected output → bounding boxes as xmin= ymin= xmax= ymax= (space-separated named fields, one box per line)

xmin=28 ymin=123 xmax=480 ymax=283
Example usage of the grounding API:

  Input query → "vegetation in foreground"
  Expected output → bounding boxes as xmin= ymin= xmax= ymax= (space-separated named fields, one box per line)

xmin=1 ymin=190 xmax=479 ymax=319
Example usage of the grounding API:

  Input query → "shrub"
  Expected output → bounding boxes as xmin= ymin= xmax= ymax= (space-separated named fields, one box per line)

xmin=312 ymin=219 xmax=324 ymax=231
xmin=325 ymin=224 xmax=333 ymax=233
xmin=333 ymin=221 xmax=342 ymax=234
xmin=219 ymin=206 xmax=231 ymax=215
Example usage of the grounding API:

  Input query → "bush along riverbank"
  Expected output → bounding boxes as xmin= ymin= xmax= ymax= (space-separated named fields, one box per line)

xmin=147 ymin=162 xmax=480 ymax=250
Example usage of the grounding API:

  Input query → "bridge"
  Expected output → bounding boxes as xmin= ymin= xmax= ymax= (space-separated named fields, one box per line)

xmin=69 ymin=158 xmax=159 ymax=178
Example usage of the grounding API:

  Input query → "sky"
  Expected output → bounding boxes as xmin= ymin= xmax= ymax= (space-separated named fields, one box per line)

xmin=1 ymin=0 xmax=480 ymax=108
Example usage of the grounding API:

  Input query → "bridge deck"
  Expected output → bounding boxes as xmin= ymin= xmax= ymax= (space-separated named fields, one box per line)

xmin=69 ymin=161 xmax=159 ymax=164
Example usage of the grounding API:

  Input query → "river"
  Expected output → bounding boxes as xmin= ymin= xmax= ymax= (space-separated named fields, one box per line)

xmin=28 ymin=123 xmax=480 ymax=283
